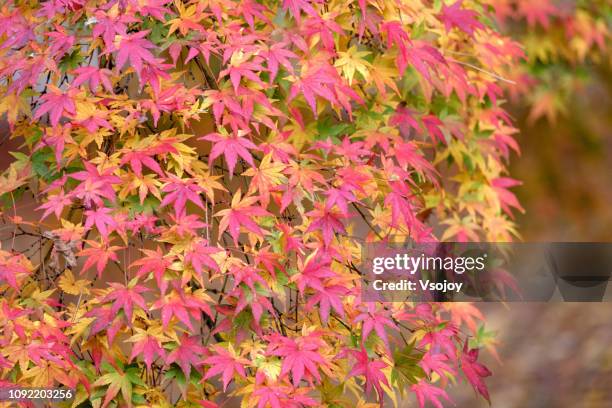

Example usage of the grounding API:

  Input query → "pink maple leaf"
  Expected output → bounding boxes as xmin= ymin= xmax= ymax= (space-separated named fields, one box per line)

xmin=461 ymin=343 xmax=492 ymax=402
xmin=114 ymin=30 xmax=158 ymax=76
xmin=131 ymin=247 xmax=174 ymax=295
xmin=72 ymin=66 xmax=114 ymax=93
xmin=129 ymin=331 xmax=166 ymax=370
xmin=491 ymin=177 xmax=525 ymax=215
xmin=201 ymin=132 xmax=258 ymax=175
xmin=33 ymin=86 xmax=77 ymax=126
xmin=216 ymin=192 xmax=270 ymax=244
xmin=84 ymin=207 xmax=117 ymax=238
xmin=184 ymin=240 xmax=221 ymax=278
xmin=165 ymin=335 xmax=206 ymax=378
xmin=439 ymin=0 xmax=485 ymax=36
xmin=348 ymin=346 xmax=390 ymax=401
xmin=411 ymin=380 xmax=451 ymax=408
xmin=37 ymin=190 xmax=72 ymax=220
xmin=202 ymin=345 xmax=249 ymax=391
xmin=305 ymin=203 xmax=347 ymax=247
xmin=101 ymin=282 xmax=149 ymax=322
xmin=160 ymin=175 xmax=206 ymax=217
xmin=354 ymin=304 xmax=398 ymax=349
xmin=266 ymin=332 xmax=329 ymax=386
xmin=305 ymin=284 xmax=348 ymax=324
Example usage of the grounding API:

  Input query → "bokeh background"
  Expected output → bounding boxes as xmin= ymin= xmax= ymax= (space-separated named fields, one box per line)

xmin=455 ymin=2 xmax=612 ymax=405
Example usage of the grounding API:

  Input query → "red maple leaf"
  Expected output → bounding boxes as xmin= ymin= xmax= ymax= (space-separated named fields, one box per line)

xmin=78 ymin=240 xmax=124 ymax=278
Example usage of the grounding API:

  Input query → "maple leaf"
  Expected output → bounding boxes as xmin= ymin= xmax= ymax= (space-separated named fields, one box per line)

xmin=160 ymin=175 xmax=206 ymax=217
xmin=219 ymin=54 xmax=266 ymax=92
xmin=69 ymin=162 xmax=121 ymax=207
xmin=439 ymin=1 xmax=485 ymax=37
xmin=78 ymin=240 xmax=123 ymax=278
xmin=421 ymin=114 xmax=446 ymax=144
xmin=202 ymin=344 xmax=249 ymax=391
xmin=152 ymin=290 xmax=214 ymax=330
xmin=491 ymin=177 xmax=525 ymax=215
xmin=293 ymin=250 xmax=336 ymax=293
xmin=165 ymin=335 xmax=206 ymax=378
xmin=305 ymin=284 xmax=348 ymax=324
xmin=94 ymin=364 xmax=144 ymax=408
xmin=131 ymin=247 xmax=173 ymax=294
xmin=38 ymin=124 xmax=74 ymax=166
xmin=384 ymin=186 xmax=419 ymax=230
xmin=288 ymin=64 xmax=341 ymax=115
xmin=517 ymin=0 xmax=557 ymax=28
xmin=100 ymin=280 xmax=149 ymax=322
xmin=84 ymin=207 xmax=117 ymax=238
xmin=127 ymin=325 xmax=170 ymax=369
xmin=419 ymin=351 xmax=456 ymax=378
xmin=242 ymin=153 xmax=287 ymax=206
xmin=354 ymin=304 xmax=398 ymax=349
xmin=411 ymin=380 xmax=451 ymax=408
xmin=461 ymin=343 xmax=492 ymax=402
xmin=334 ymin=46 xmax=371 ymax=85
xmin=305 ymin=203 xmax=347 ymax=247
xmin=114 ymin=30 xmax=157 ymax=76
xmin=201 ymin=131 xmax=258 ymax=175
xmin=33 ymin=86 xmax=77 ymax=126
xmin=120 ymin=149 xmax=165 ymax=177
xmin=37 ymin=190 xmax=72 ymax=220
xmin=392 ymin=141 xmax=437 ymax=180
xmin=282 ymin=0 xmax=318 ymax=22
xmin=419 ymin=324 xmax=459 ymax=359
xmin=72 ymin=66 xmax=114 ymax=93
xmin=184 ymin=239 xmax=221 ymax=278
xmin=348 ymin=347 xmax=390 ymax=401
xmin=58 ymin=269 xmax=90 ymax=296
xmin=262 ymin=42 xmax=297 ymax=81
xmin=216 ymin=190 xmax=270 ymax=244
xmin=86 ymin=305 xmax=125 ymax=344
xmin=0 ymin=252 xmax=31 ymax=290
xmin=266 ymin=331 xmax=329 ymax=386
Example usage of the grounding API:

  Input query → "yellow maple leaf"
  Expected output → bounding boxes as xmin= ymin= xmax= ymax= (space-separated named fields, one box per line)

xmin=335 ymin=45 xmax=372 ymax=84
xmin=59 ymin=269 xmax=91 ymax=295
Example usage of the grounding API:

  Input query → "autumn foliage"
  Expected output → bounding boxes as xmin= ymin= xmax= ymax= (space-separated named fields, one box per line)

xmin=0 ymin=0 xmax=606 ymax=407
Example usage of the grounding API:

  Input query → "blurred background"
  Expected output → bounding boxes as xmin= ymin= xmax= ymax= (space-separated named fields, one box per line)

xmin=455 ymin=2 xmax=612 ymax=406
